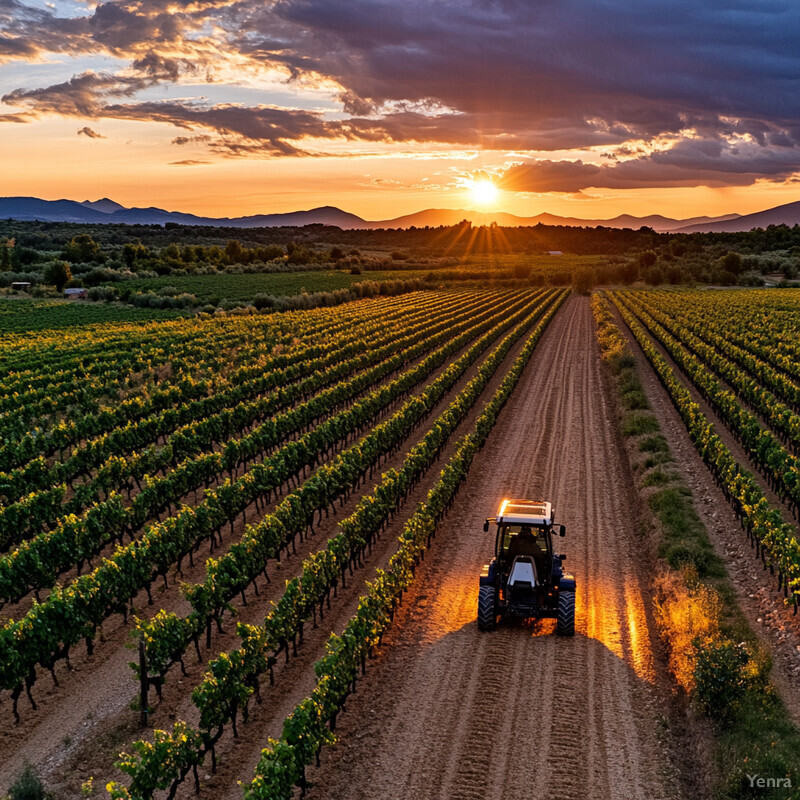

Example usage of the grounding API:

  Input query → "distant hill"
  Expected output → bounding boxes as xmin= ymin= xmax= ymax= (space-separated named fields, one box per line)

xmin=0 ymin=197 xmax=115 ymax=224
xmin=368 ymin=208 xmax=740 ymax=232
xmin=81 ymin=198 xmax=126 ymax=214
xmin=0 ymin=198 xmax=366 ymax=229
xmin=229 ymin=207 xmax=367 ymax=229
xmin=675 ymin=200 xmax=800 ymax=233
xmin=0 ymin=195 xmax=795 ymax=233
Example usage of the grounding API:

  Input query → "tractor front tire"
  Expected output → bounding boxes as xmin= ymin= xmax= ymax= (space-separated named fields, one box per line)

xmin=556 ymin=590 xmax=575 ymax=636
xmin=477 ymin=586 xmax=496 ymax=631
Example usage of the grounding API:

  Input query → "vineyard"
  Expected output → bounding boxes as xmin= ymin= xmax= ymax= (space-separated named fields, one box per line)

xmin=3 ymin=286 xmax=800 ymax=800
xmin=610 ymin=289 xmax=800 ymax=611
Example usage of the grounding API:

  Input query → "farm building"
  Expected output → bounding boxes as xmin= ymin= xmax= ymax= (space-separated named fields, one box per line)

xmin=64 ymin=287 xmax=89 ymax=299
xmin=10 ymin=281 xmax=31 ymax=291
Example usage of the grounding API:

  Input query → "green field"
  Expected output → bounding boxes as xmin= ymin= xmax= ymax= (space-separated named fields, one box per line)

xmin=119 ymin=270 xmax=414 ymax=302
xmin=119 ymin=255 xmax=604 ymax=303
xmin=0 ymin=298 xmax=186 ymax=333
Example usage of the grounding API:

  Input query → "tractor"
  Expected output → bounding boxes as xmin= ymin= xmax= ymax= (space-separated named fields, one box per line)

xmin=477 ymin=499 xmax=575 ymax=635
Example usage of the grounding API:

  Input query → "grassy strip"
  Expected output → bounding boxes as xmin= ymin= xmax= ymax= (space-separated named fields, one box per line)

xmin=593 ymin=293 xmax=800 ymax=800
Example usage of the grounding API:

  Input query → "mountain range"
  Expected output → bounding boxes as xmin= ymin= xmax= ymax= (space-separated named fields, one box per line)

xmin=1 ymin=196 xmax=798 ymax=233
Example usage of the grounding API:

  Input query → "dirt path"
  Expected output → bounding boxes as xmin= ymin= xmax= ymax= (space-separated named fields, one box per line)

xmin=296 ymin=296 xmax=682 ymax=800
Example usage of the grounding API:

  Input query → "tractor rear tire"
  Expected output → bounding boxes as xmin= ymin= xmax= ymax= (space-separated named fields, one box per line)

xmin=556 ymin=590 xmax=575 ymax=636
xmin=477 ymin=586 xmax=496 ymax=631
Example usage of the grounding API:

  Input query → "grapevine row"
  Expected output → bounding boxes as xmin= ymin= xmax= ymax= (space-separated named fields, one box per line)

xmin=0 ymin=291 xmax=506 ymax=551
xmin=631 ymin=292 xmax=800 ymax=445
xmin=0 ymin=290 xmax=528 ymax=600
xmin=617 ymin=293 xmax=800 ymax=518
xmin=0 ymin=292 xmax=452 ymax=475
xmin=133 ymin=291 xmax=562 ymax=696
xmin=106 ymin=289 xmax=565 ymax=800
xmin=610 ymin=294 xmax=800 ymax=611
xmin=0 ymin=290 xmax=552 ymax=718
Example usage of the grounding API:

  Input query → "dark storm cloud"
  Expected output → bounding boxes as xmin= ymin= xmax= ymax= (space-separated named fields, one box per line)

xmin=236 ymin=0 xmax=800 ymax=178
xmin=3 ymin=0 xmax=800 ymax=184
xmin=89 ymin=2 xmax=192 ymax=52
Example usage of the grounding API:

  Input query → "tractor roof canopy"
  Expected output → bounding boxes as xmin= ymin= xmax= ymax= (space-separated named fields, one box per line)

xmin=496 ymin=499 xmax=552 ymax=527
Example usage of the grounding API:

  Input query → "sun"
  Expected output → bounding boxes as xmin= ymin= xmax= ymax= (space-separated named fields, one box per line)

xmin=469 ymin=178 xmax=499 ymax=207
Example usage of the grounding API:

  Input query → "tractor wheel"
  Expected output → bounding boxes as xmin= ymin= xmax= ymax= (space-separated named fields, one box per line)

xmin=477 ymin=586 xmax=496 ymax=631
xmin=556 ymin=590 xmax=575 ymax=636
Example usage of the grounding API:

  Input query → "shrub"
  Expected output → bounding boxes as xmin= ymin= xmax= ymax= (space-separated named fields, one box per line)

xmin=654 ymin=570 xmax=721 ymax=694
xmin=252 ymin=293 xmax=275 ymax=310
xmin=43 ymin=260 xmax=72 ymax=291
xmin=638 ymin=435 xmax=669 ymax=453
xmin=8 ymin=763 xmax=51 ymax=800
xmin=644 ymin=265 xmax=665 ymax=285
xmin=571 ymin=266 xmax=596 ymax=294
xmin=718 ymin=250 xmax=743 ymax=275
xmin=693 ymin=639 xmax=751 ymax=717
xmin=621 ymin=411 xmax=660 ymax=435
xmin=739 ymin=270 xmax=765 ymax=286
xmin=638 ymin=249 xmax=658 ymax=269
xmin=641 ymin=467 xmax=678 ymax=487
xmin=621 ymin=387 xmax=649 ymax=410
xmin=618 ymin=261 xmax=640 ymax=284
xmin=84 ymin=267 xmax=124 ymax=286
xmin=87 ymin=286 xmax=117 ymax=302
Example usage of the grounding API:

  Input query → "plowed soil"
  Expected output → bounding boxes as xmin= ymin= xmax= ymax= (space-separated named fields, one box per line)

xmin=297 ymin=297 xmax=682 ymax=800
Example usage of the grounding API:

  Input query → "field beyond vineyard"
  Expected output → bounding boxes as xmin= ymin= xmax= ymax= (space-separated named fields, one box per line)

xmin=3 ymin=287 xmax=800 ymax=800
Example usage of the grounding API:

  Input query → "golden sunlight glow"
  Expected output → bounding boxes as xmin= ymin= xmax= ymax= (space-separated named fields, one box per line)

xmin=469 ymin=178 xmax=499 ymax=206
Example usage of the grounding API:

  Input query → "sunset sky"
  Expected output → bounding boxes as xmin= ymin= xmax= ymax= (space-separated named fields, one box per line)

xmin=2 ymin=0 xmax=800 ymax=221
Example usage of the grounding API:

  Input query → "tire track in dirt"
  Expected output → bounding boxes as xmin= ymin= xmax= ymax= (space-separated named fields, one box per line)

xmin=301 ymin=296 xmax=681 ymax=800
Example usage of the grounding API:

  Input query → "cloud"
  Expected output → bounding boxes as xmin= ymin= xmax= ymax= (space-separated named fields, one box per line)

xmin=2 ymin=71 xmax=160 ymax=116
xmin=3 ymin=0 xmax=800 ymax=190
xmin=0 ymin=0 xmax=90 ymax=62
xmin=498 ymin=136 xmax=800 ymax=193
xmin=3 ymin=70 xmax=513 ymax=156
xmin=168 ymin=159 xmax=211 ymax=165
xmin=0 ymin=112 xmax=34 ymax=123
xmin=77 ymin=126 xmax=105 ymax=138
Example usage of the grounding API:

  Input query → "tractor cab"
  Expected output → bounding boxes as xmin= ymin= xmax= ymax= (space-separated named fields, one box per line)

xmin=478 ymin=499 xmax=575 ymax=634
xmin=497 ymin=523 xmax=551 ymax=579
